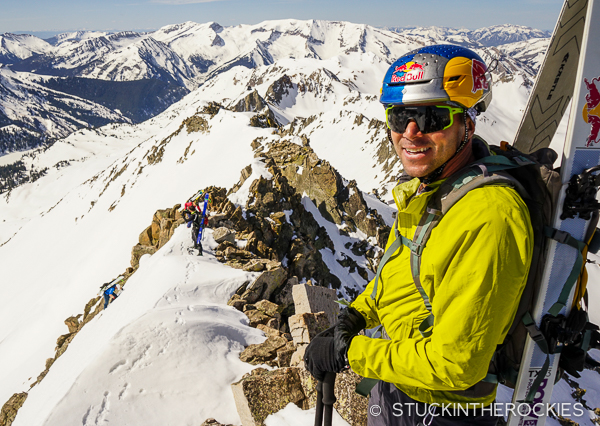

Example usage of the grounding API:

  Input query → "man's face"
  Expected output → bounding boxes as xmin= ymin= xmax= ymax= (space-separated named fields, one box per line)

xmin=389 ymin=107 xmax=472 ymax=178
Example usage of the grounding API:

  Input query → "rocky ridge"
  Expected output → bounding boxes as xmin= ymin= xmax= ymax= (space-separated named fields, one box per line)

xmin=0 ymin=135 xmax=388 ymax=425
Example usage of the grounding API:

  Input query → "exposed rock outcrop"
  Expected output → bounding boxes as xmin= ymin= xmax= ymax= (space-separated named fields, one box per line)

xmin=266 ymin=141 xmax=387 ymax=243
xmin=232 ymin=90 xmax=267 ymax=112
xmin=0 ymin=393 xmax=27 ymax=426
xmin=200 ymin=419 xmax=234 ymax=426
xmin=131 ymin=204 xmax=184 ymax=269
xmin=232 ymin=368 xmax=307 ymax=426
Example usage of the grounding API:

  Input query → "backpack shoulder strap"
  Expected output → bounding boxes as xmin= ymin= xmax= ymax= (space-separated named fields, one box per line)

xmin=408 ymin=164 xmax=525 ymax=337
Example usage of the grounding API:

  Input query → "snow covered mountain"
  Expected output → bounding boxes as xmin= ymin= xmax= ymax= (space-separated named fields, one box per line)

xmin=0 ymin=68 xmax=130 ymax=154
xmin=388 ymin=24 xmax=551 ymax=47
xmin=0 ymin=21 xmax=550 ymax=156
xmin=0 ymin=33 xmax=51 ymax=64
xmin=1 ymin=18 xmax=596 ymax=426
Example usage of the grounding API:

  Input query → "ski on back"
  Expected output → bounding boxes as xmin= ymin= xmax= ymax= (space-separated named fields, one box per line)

xmin=196 ymin=192 xmax=210 ymax=249
xmin=98 ymin=276 xmax=125 ymax=295
xmin=508 ymin=0 xmax=600 ymax=424
xmin=513 ymin=0 xmax=589 ymax=153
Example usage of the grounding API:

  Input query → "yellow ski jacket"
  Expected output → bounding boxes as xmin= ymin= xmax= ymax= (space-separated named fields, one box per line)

xmin=348 ymin=176 xmax=533 ymax=407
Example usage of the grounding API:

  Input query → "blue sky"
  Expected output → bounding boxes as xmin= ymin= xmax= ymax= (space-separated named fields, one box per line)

xmin=0 ymin=0 xmax=564 ymax=36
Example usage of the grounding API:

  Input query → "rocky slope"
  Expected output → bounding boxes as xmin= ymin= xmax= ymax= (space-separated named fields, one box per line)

xmin=0 ymin=130 xmax=390 ymax=425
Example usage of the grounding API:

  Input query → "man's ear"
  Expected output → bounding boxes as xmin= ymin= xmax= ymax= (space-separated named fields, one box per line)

xmin=466 ymin=117 xmax=476 ymax=141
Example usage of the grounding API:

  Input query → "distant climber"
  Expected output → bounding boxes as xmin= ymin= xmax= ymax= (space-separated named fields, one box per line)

xmin=98 ymin=277 xmax=124 ymax=309
xmin=182 ymin=190 xmax=212 ymax=255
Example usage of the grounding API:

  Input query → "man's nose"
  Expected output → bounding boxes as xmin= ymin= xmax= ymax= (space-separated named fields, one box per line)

xmin=404 ymin=120 xmax=422 ymax=138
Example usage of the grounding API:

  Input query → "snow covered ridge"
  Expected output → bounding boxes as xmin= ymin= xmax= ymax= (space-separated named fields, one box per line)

xmin=0 ymin=126 xmax=393 ymax=424
xmin=0 ymin=19 xmax=549 ymax=156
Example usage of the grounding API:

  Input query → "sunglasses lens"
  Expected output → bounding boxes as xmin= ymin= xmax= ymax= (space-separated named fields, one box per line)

xmin=387 ymin=106 xmax=455 ymax=134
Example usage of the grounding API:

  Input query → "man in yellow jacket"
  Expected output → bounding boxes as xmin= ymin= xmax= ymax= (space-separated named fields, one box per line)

xmin=304 ymin=45 xmax=533 ymax=425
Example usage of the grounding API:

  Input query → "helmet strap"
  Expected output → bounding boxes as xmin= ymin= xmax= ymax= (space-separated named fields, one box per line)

xmin=387 ymin=127 xmax=393 ymax=145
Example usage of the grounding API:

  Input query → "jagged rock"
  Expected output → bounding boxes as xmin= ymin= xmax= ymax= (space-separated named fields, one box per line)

xmin=56 ymin=333 xmax=74 ymax=351
xmin=0 ymin=392 xmax=28 ymax=426
xmin=223 ymin=247 xmax=255 ymax=260
xmin=199 ymin=101 xmax=222 ymax=118
xmin=158 ymin=218 xmax=173 ymax=248
xmin=82 ymin=296 xmax=102 ymax=323
xmin=211 ymin=34 xmax=225 ymax=47
xmin=332 ymin=371 xmax=369 ymax=426
xmin=208 ymin=213 xmax=229 ymax=228
xmin=290 ymin=344 xmax=306 ymax=368
xmin=243 ymin=300 xmax=282 ymax=328
xmin=244 ymin=308 xmax=271 ymax=328
xmin=231 ymin=367 xmax=306 ymax=426
xmin=249 ymin=108 xmax=278 ymax=128
xmin=254 ymin=299 xmax=282 ymax=318
xmin=154 ymin=208 xmax=173 ymax=221
xmin=230 ymin=165 xmax=253 ymax=195
xmin=342 ymin=180 xmax=381 ymax=237
xmin=256 ymin=324 xmax=283 ymax=338
xmin=265 ymin=75 xmax=294 ymax=105
xmin=30 ymin=357 xmax=55 ymax=388
xmin=64 ymin=315 xmax=81 ymax=334
xmin=219 ymin=202 xmax=249 ymax=231
xmin=217 ymin=240 xmax=237 ymax=254
xmin=139 ymin=225 xmax=153 ymax=246
xmin=251 ymin=137 xmax=265 ymax=151
xmin=239 ymin=335 xmax=288 ymax=365
xmin=267 ymin=141 xmax=344 ymax=225
xmin=266 ymin=141 xmax=388 ymax=244
xmin=151 ymin=221 xmax=161 ymax=242
xmin=131 ymin=244 xmax=157 ymax=269
xmin=200 ymin=419 xmax=234 ymax=426
xmin=213 ymin=227 xmax=236 ymax=244
xmin=232 ymin=90 xmax=267 ymax=112
xmin=241 ymin=266 xmax=287 ymax=304
xmin=272 ymin=276 xmax=298 ymax=317
xmin=227 ymin=294 xmax=246 ymax=311
xmin=224 ymin=260 xmax=247 ymax=270
xmin=288 ymin=312 xmax=330 ymax=346
xmin=277 ymin=341 xmax=296 ymax=368
xmin=242 ymin=259 xmax=266 ymax=272
xmin=292 ymin=284 xmax=339 ymax=326
xmin=182 ymin=114 xmax=210 ymax=133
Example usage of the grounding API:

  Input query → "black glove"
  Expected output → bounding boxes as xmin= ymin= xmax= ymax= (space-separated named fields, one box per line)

xmin=304 ymin=335 xmax=347 ymax=381
xmin=304 ymin=307 xmax=366 ymax=381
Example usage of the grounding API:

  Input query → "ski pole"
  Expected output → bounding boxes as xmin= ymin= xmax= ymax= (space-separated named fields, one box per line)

xmin=314 ymin=379 xmax=324 ymax=426
xmin=322 ymin=372 xmax=336 ymax=426
xmin=314 ymin=372 xmax=336 ymax=426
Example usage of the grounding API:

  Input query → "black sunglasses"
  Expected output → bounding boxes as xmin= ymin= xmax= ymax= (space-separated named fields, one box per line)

xmin=385 ymin=105 xmax=463 ymax=134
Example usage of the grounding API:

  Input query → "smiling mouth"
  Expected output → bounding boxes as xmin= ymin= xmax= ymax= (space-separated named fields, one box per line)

xmin=404 ymin=147 xmax=429 ymax=154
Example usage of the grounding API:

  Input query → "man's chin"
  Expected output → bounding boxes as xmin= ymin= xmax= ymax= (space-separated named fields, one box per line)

xmin=402 ymin=165 xmax=433 ymax=179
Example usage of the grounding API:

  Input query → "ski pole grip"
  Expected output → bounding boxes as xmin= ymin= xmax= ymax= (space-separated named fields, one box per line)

xmin=322 ymin=372 xmax=336 ymax=406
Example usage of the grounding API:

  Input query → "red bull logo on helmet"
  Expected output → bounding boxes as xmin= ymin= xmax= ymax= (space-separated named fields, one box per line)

xmin=391 ymin=61 xmax=424 ymax=83
xmin=471 ymin=59 xmax=489 ymax=94
xmin=583 ymin=76 xmax=600 ymax=147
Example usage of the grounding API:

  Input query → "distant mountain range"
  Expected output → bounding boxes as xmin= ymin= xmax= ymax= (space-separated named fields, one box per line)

xmin=386 ymin=24 xmax=551 ymax=47
xmin=0 ymin=20 xmax=550 ymax=156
